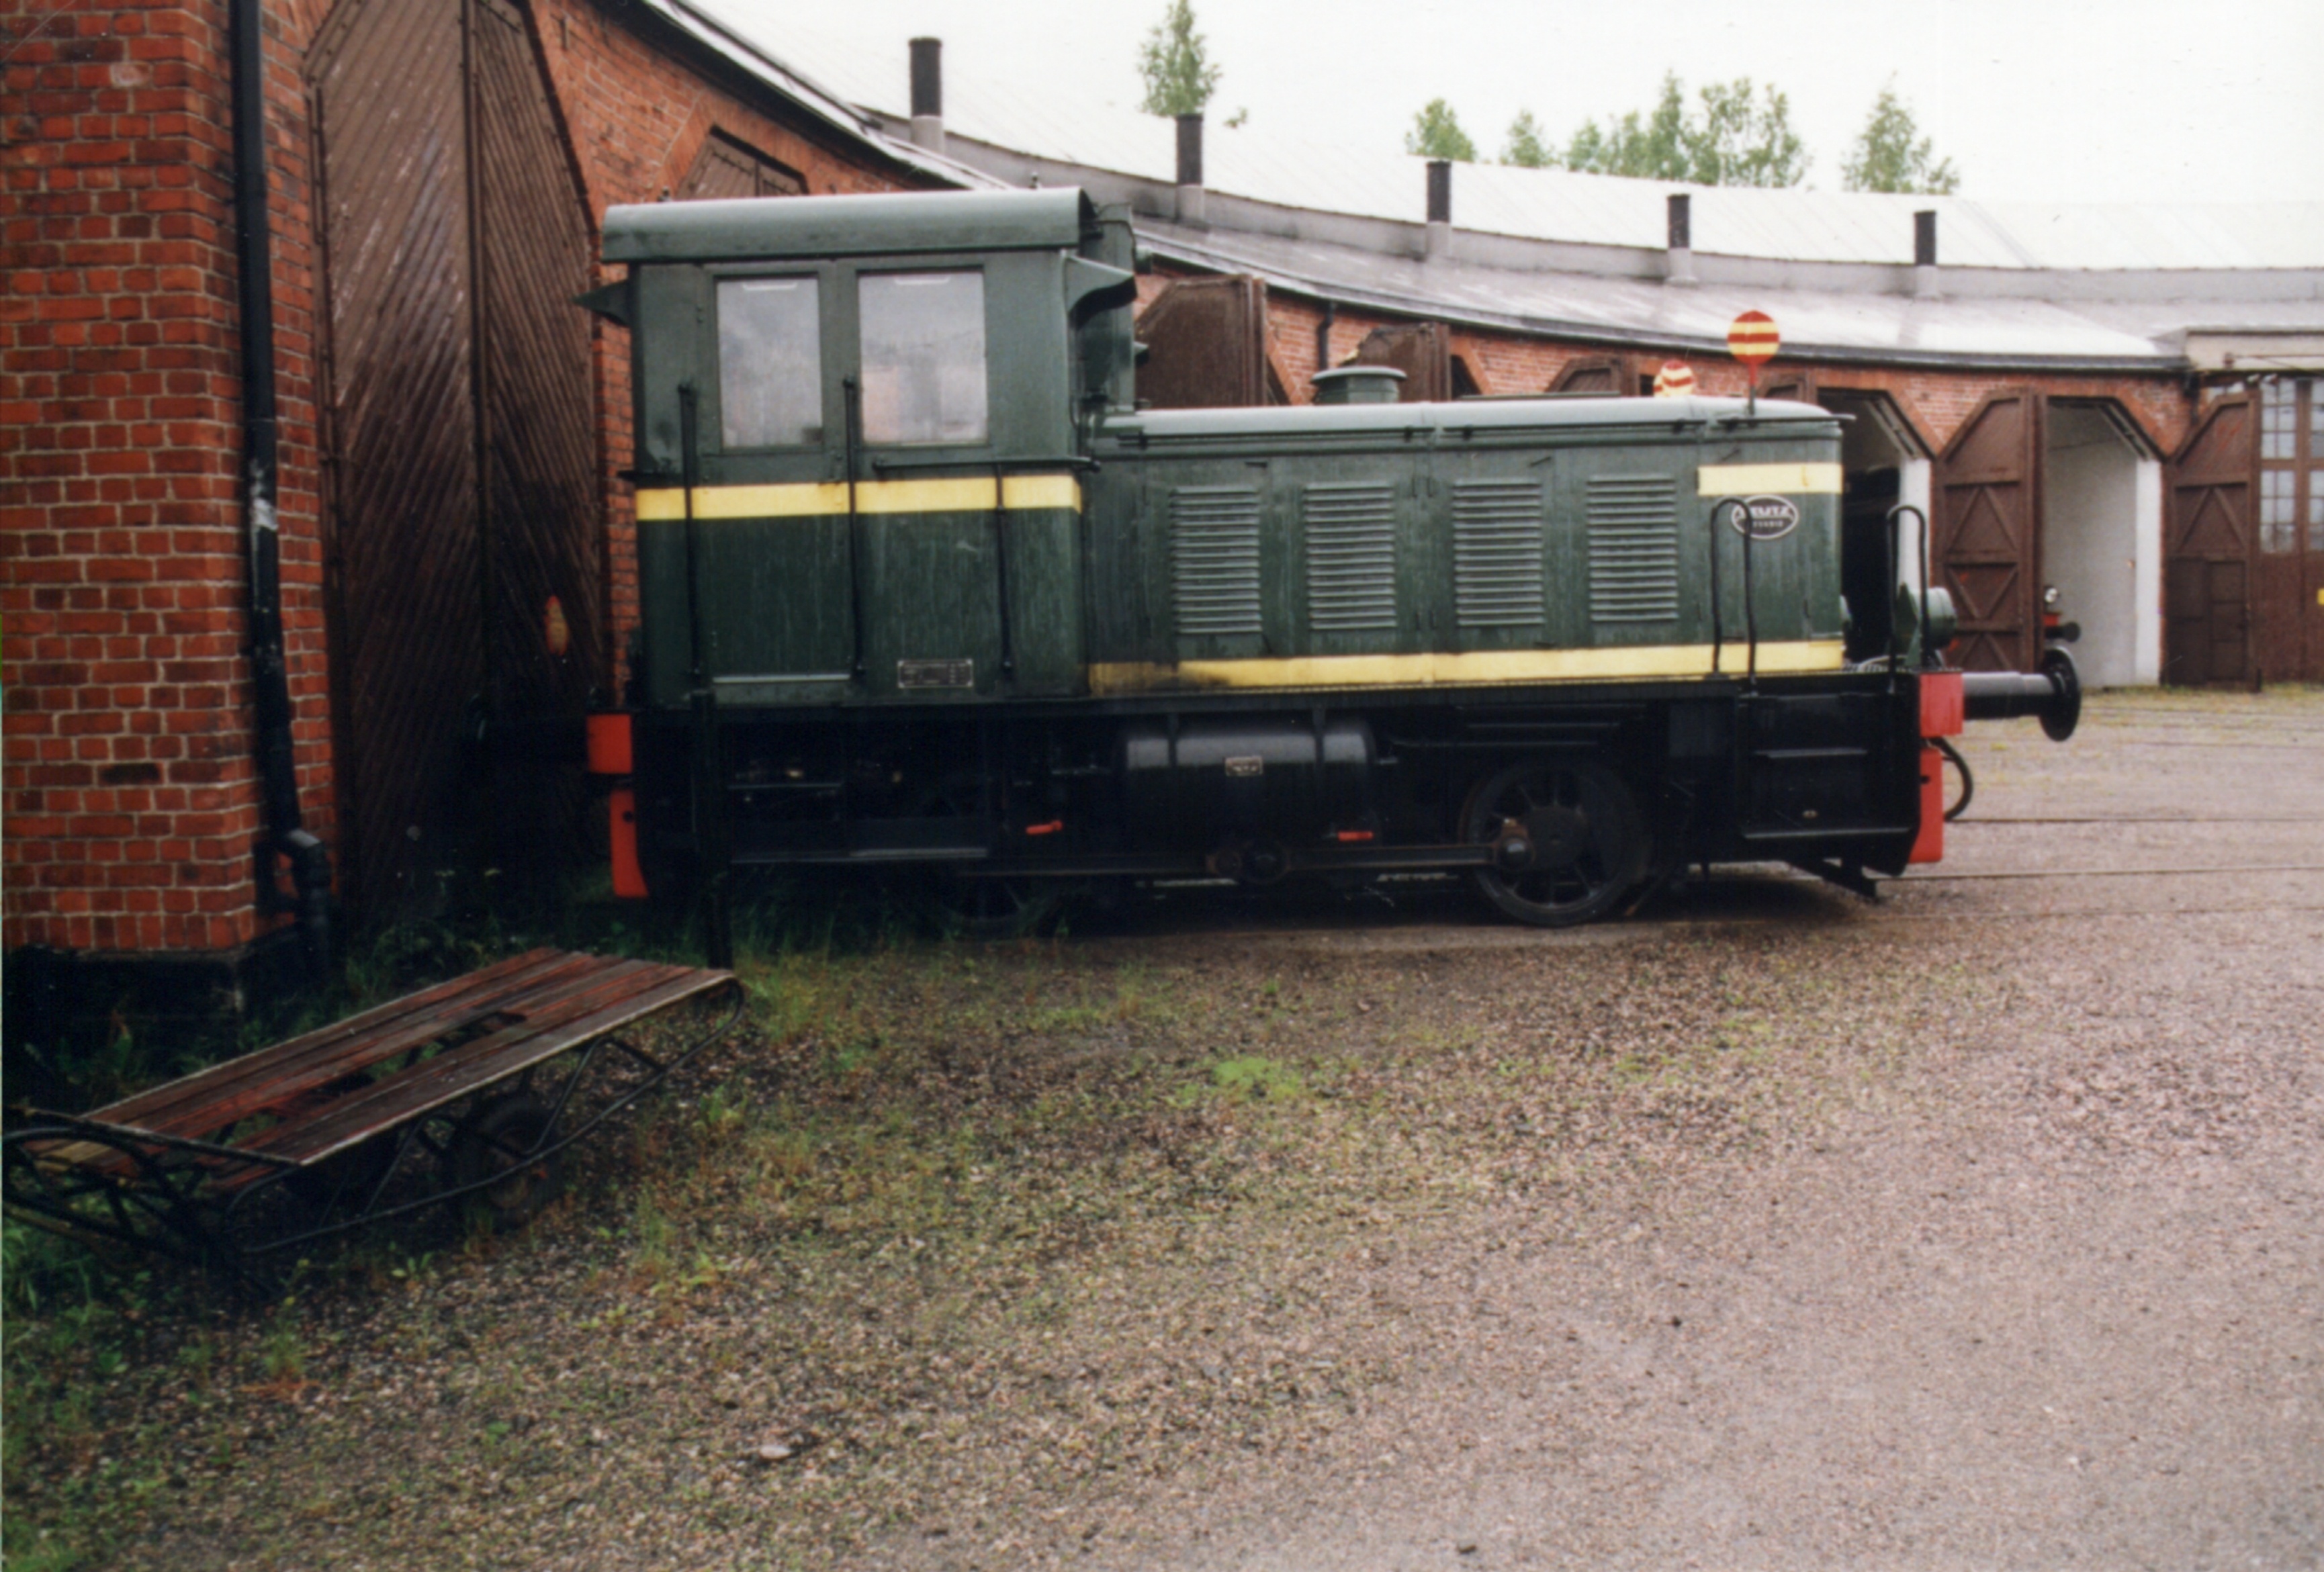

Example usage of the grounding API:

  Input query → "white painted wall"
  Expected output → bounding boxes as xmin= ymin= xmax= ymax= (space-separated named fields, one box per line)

xmin=2044 ymin=406 xmax=2145 ymax=688
xmin=2132 ymin=458 xmax=2163 ymax=684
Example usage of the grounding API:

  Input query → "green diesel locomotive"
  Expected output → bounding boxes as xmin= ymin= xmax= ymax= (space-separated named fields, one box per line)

xmin=582 ymin=188 xmax=2076 ymax=935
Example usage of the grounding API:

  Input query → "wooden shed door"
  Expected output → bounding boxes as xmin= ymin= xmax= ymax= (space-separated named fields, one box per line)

xmin=312 ymin=0 xmax=480 ymax=915
xmin=1354 ymin=322 xmax=1453 ymax=402
xmin=2253 ymin=377 xmax=2324 ymax=682
xmin=1136 ymin=276 xmax=1271 ymax=408
xmin=1935 ymin=388 xmax=2043 ymax=672
xmin=312 ymin=0 xmax=597 ymax=915
xmin=472 ymin=0 xmax=600 ymax=894
xmin=2163 ymin=393 xmax=2255 ymax=686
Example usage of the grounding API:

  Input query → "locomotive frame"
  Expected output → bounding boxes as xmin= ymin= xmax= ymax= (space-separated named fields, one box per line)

xmin=580 ymin=188 xmax=2077 ymax=944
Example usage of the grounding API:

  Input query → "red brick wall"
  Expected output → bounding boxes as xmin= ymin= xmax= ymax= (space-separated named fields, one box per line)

xmin=1 ymin=0 xmax=331 ymax=954
xmin=2 ymin=0 xmax=921 ymax=959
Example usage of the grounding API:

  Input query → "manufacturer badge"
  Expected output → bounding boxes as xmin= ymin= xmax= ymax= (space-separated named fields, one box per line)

xmin=1728 ymin=494 xmax=1801 ymax=541
xmin=1223 ymin=755 xmax=1264 ymax=778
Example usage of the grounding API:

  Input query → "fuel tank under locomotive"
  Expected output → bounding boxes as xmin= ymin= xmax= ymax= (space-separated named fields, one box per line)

xmin=1118 ymin=716 xmax=1377 ymax=878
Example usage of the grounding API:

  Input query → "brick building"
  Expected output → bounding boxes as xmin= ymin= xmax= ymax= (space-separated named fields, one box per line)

xmin=2 ymin=0 xmax=971 ymax=1017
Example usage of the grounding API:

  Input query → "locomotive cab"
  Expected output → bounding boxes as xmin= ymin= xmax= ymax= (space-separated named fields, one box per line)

xmin=596 ymin=189 xmax=1135 ymax=708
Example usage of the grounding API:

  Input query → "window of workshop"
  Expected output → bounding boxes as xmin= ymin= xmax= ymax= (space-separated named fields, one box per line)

xmin=858 ymin=270 xmax=988 ymax=446
xmin=717 ymin=277 xmax=822 ymax=449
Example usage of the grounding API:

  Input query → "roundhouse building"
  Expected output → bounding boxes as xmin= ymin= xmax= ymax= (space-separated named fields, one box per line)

xmin=778 ymin=33 xmax=2324 ymax=698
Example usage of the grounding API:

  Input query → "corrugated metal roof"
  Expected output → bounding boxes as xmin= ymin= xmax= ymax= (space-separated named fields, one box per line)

xmin=720 ymin=5 xmax=2324 ymax=273
xmin=629 ymin=0 xmax=1002 ymax=191
xmin=1138 ymin=222 xmax=2324 ymax=369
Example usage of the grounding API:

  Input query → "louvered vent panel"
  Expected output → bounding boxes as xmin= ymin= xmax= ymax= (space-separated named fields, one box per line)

xmin=1585 ymin=475 xmax=1680 ymax=623
xmin=1171 ymin=486 xmax=1263 ymax=636
xmin=1304 ymin=483 xmax=1398 ymax=632
xmin=1451 ymin=480 xmax=1545 ymax=628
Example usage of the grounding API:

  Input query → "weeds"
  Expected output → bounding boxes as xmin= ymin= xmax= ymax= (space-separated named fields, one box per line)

xmin=1181 ymin=1056 xmax=1307 ymax=1106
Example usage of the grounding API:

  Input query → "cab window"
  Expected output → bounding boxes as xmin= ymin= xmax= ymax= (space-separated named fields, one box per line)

xmin=859 ymin=270 xmax=987 ymax=446
xmin=716 ymin=276 xmax=821 ymax=449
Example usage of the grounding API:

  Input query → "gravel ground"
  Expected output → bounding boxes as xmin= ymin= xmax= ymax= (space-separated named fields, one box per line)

xmin=7 ymin=686 xmax=2321 ymax=1570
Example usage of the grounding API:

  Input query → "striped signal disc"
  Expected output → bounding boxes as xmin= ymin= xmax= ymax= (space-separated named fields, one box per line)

xmin=1652 ymin=361 xmax=1695 ymax=398
xmin=1727 ymin=310 xmax=1780 ymax=365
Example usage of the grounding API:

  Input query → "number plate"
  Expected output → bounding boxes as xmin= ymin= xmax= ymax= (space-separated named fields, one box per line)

xmin=896 ymin=659 xmax=975 ymax=690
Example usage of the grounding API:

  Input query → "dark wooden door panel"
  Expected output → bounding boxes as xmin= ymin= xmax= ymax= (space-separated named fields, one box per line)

xmin=312 ymin=0 xmax=482 ymax=914
xmin=2163 ymin=394 xmax=2253 ymax=686
xmin=315 ymin=0 xmax=605 ymax=915
xmin=473 ymin=0 xmax=601 ymax=894
xmin=1136 ymin=276 xmax=1270 ymax=408
xmin=2251 ymin=378 xmax=2324 ymax=682
xmin=1355 ymin=322 xmax=1453 ymax=403
xmin=1935 ymin=387 xmax=2041 ymax=672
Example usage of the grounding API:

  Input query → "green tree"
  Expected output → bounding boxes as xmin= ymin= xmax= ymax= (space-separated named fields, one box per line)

xmin=1689 ymin=79 xmax=1807 ymax=187
xmin=1137 ymin=0 xmax=1220 ymax=118
xmin=1561 ymin=74 xmax=1691 ymax=179
xmin=1562 ymin=73 xmax=1808 ymax=188
xmin=1501 ymin=109 xmax=1554 ymax=169
xmin=1842 ymin=82 xmax=1960 ymax=194
xmin=1405 ymin=98 xmax=1478 ymax=163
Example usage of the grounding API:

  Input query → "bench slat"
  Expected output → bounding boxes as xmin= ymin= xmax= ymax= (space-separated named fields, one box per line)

xmin=91 ymin=952 xmax=606 ymax=1138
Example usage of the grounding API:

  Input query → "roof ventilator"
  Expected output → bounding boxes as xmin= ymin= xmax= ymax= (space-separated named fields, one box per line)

xmin=1312 ymin=365 xmax=1406 ymax=406
xmin=1665 ymin=192 xmax=1697 ymax=286
xmin=1176 ymin=113 xmax=1206 ymax=227
xmin=1912 ymin=209 xmax=1940 ymax=297
xmin=1425 ymin=158 xmax=1454 ymax=261
xmin=908 ymin=38 xmax=945 ymax=156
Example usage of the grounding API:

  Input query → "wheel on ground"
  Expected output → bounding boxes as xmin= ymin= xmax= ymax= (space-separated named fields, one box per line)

xmin=451 ymin=1093 xmax=565 ymax=1230
xmin=1462 ymin=758 xmax=1650 ymax=927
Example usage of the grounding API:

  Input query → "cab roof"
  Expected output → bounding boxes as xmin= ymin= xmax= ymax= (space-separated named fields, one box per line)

xmin=602 ymin=187 xmax=1093 ymax=265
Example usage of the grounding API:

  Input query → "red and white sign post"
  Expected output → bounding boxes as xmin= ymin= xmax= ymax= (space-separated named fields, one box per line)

xmin=1726 ymin=310 xmax=1779 ymax=416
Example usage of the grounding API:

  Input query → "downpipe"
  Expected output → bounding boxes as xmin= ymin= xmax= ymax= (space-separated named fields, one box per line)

xmin=231 ymin=0 xmax=330 ymax=977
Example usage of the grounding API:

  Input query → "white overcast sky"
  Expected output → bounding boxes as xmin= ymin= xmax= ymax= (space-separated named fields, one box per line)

xmin=719 ymin=0 xmax=2323 ymax=206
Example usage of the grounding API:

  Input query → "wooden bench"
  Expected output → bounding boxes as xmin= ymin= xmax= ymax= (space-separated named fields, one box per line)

xmin=5 ymin=950 xmax=740 ymax=1276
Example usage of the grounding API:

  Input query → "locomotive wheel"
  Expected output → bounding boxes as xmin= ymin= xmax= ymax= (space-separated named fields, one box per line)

xmin=451 ymin=1093 xmax=565 ymax=1232
xmin=1462 ymin=759 xmax=1649 ymax=927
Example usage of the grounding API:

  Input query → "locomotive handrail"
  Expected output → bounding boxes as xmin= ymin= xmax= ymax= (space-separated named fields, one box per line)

xmin=868 ymin=453 xmax=1100 ymax=473
xmin=842 ymin=375 xmax=869 ymax=683
xmin=1877 ymin=506 xmax=1933 ymax=673
xmin=676 ymin=383 xmax=710 ymax=694
xmin=989 ymin=459 xmax=1016 ymax=679
xmin=1706 ymin=496 xmax=1760 ymax=688
xmin=676 ymin=384 xmax=733 ymax=968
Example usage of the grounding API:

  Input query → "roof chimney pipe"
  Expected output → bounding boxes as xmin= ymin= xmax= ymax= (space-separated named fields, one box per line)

xmin=1175 ymin=113 xmax=1206 ymax=226
xmin=1425 ymin=158 xmax=1453 ymax=261
xmin=1665 ymin=191 xmax=1697 ymax=286
xmin=908 ymin=38 xmax=944 ymax=155
xmin=1912 ymin=208 xmax=1939 ymax=297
